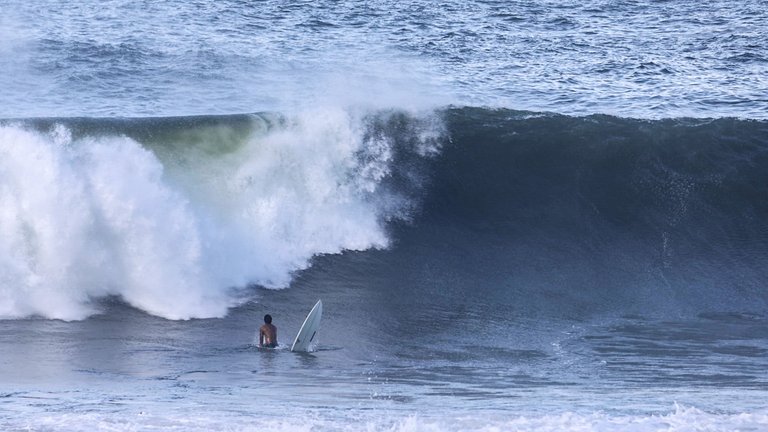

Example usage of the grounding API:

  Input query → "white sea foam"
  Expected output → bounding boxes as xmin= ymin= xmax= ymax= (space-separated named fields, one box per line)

xmin=6 ymin=405 xmax=768 ymax=432
xmin=0 ymin=125 xmax=225 ymax=320
xmin=0 ymin=108 xmax=440 ymax=320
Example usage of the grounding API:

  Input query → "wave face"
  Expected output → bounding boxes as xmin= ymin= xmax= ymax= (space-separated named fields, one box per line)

xmin=0 ymin=110 xmax=442 ymax=320
xmin=405 ymin=109 xmax=768 ymax=317
xmin=394 ymin=109 xmax=768 ymax=317
xmin=304 ymin=108 xmax=768 ymax=321
xmin=2 ymin=108 xmax=768 ymax=320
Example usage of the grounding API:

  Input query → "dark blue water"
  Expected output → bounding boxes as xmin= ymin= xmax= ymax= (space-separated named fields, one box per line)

xmin=2 ymin=1 xmax=768 ymax=430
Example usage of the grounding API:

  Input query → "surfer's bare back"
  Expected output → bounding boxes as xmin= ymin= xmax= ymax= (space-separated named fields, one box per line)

xmin=259 ymin=314 xmax=278 ymax=348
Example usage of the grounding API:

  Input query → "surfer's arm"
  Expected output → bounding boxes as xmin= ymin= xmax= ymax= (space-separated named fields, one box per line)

xmin=258 ymin=327 xmax=264 ymax=346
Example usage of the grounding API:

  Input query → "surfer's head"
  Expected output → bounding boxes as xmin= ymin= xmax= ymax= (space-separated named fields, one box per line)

xmin=264 ymin=314 xmax=272 ymax=324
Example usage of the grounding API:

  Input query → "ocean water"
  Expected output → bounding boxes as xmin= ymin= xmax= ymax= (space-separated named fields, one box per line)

xmin=2 ymin=1 xmax=768 ymax=431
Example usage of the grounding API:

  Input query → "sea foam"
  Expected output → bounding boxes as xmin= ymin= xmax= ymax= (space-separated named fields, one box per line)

xmin=6 ymin=405 xmax=768 ymax=432
xmin=0 ymin=108 xmax=442 ymax=320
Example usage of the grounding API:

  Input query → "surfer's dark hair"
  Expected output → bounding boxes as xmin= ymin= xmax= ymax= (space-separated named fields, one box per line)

xmin=264 ymin=314 xmax=272 ymax=324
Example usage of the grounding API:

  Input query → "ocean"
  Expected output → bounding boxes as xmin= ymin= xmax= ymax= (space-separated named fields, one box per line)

xmin=1 ymin=1 xmax=767 ymax=431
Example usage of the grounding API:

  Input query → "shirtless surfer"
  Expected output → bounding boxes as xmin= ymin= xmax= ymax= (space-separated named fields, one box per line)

xmin=259 ymin=314 xmax=278 ymax=348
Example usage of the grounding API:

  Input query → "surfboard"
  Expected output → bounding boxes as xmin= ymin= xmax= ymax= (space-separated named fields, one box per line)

xmin=291 ymin=300 xmax=323 ymax=352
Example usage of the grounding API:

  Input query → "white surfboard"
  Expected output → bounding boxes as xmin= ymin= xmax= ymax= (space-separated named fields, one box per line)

xmin=291 ymin=300 xmax=323 ymax=352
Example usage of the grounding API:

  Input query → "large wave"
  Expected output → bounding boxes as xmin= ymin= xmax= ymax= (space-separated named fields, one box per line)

xmin=0 ymin=109 xmax=443 ymax=320
xmin=2 ymin=107 xmax=767 ymax=321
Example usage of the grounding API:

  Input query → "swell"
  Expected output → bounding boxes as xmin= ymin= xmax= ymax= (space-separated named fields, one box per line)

xmin=428 ymin=108 xmax=768 ymax=249
xmin=312 ymin=108 xmax=768 ymax=319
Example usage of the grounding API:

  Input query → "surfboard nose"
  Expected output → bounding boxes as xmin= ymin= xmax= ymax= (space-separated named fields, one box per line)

xmin=291 ymin=300 xmax=323 ymax=352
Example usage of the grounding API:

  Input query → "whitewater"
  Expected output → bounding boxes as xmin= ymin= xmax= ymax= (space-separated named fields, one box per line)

xmin=2 ymin=0 xmax=768 ymax=431
xmin=0 ymin=111 xmax=442 ymax=320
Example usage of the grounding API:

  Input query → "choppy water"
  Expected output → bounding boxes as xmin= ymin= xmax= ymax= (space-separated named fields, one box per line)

xmin=2 ymin=0 xmax=768 ymax=118
xmin=2 ymin=1 xmax=768 ymax=431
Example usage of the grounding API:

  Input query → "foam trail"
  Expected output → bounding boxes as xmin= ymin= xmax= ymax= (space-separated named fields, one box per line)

xmin=0 ymin=108 xmax=442 ymax=320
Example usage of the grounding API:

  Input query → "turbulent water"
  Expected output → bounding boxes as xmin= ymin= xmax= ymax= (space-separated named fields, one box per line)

xmin=2 ymin=1 xmax=768 ymax=431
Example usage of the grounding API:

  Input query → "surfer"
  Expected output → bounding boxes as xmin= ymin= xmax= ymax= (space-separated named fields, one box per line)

xmin=259 ymin=314 xmax=278 ymax=348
